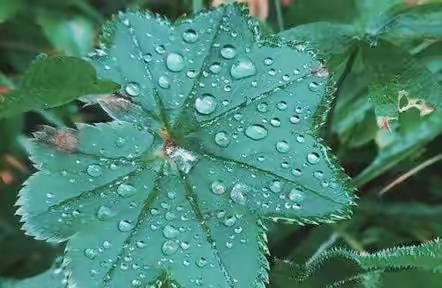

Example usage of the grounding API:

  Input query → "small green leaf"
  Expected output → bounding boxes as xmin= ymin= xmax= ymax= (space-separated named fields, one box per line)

xmin=354 ymin=111 xmax=442 ymax=186
xmin=379 ymin=3 xmax=442 ymax=41
xmin=363 ymin=40 xmax=441 ymax=122
xmin=0 ymin=56 xmax=119 ymax=119
xmin=306 ymin=238 xmax=442 ymax=275
xmin=18 ymin=4 xmax=355 ymax=287
xmin=279 ymin=22 xmax=356 ymax=61
xmin=37 ymin=11 xmax=95 ymax=57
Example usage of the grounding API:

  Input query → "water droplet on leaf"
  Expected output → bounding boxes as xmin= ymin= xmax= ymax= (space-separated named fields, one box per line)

xmin=166 ymin=53 xmax=185 ymax=72
xmin=245 ymin=124 xmax=268 ymax=140
xmin=195 ymin=94 xmax=217 ymax=115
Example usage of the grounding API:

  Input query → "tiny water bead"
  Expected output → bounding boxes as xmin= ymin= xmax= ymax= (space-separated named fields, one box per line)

xmin=308 ymin=81 xmax=320 ymax=92
xmin=211 ymin=180 xmax=226 ymax=196
xmin=158 ymin=75 xmax=171 ymax=89
xmin=270 ymin=180 xmax=283 ymax=193
xmin=220 ymin=45 xmax=237 ymax=59
xmin=196 ymin=257 xmax=208 ymax=268
xmin=270 ymin=118 xmax=281 ymax=127
xmin=84 ymin=248 xmax=98 ymax=260
xmin=264 ymin=57 xmax=274 ymax=66
xmin=257 ymin=102 xmax=268 ymax=113
xmin=214 ymin=131 xmax=230 ymax=147
xmin=276 ymin=141 xmax=290 ymax=153
xmin=209 ymin=62 xmax=222 ymax=74
xmin=290 ymin=115 xmax=301 ymax=124
xmin=230 ymin=183 xmax=249 ymax=205
xmin=142 ymin=53 xmax=153 ymax=63
xmin=125 ymin=82 xmax=141 ymax=97
xmin=87 ymin=164 xmax=103 ymax=177
xmin=162 ymin=240 xmax=179 ymax=256
xmin=155 ymin=45 xmax=166 ymax=54
xmin=195 ymin=94 xmax=217 ymax=115
xmin=118 ymin=220 xmax=134 ymax=232
xmin=97 ymin=206 xmax=113 ymax=220
xmin=223 ymin=215 xmax=237 ymax=227
xmin=245 ymin=124 xmax=268 ymax=140
xmin=182 ymin=29 xmax=199 ymax=43
xmin=230 ymin=57 xmax=257 ymax=80
xmin=307 ymin=152 xmax=321 ymax=164
xmin=117 ymin=183 xmax=137 ymax=198
xmin=166 ymin=53 xmax=185 ymax=72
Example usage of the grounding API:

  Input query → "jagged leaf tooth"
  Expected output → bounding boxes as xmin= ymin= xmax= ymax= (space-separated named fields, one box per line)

xmin=18 ymin=3 xmax=355 ymax=288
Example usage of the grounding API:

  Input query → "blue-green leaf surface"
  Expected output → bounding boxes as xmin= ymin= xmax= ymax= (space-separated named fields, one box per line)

xmin=18 ymin=4 xmax=354 ymax=287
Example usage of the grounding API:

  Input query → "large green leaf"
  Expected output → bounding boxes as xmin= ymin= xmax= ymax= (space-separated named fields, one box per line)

xmin=0 ymin=56 xmax=119 ymax=119
xmin=18 ymin=4 xmax=355 ymax=287
xmin=37 ymin=11 xmax=95 ymax=57
xmin=0 ymin=267 xmax=66 ymax=288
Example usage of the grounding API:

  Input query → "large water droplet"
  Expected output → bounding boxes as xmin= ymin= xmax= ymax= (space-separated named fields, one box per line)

xmin=118 ymin=220 xmax=134 ymax=232
xmin=117 ymin=183 xmax=137 ymax=198
xmin=163 ymin=225 xmax=179 ymax=239
xmin=214 ymin=131 xmax=230 ymax=147
xmin=125 ymin=82 xmax=141 ymax=97
xmin=183 ymin=29 xmax=199 ymax=43
xmin=195 ymin=94 xmax=217 ymax=115
xmin=162 ymin=240 xmax=178 ymax=255
xmin=230 ymin=57 xmax=256 ymax=80
xmin=220 ymin=45 xmax=237 ymax=59
xmin=245 ymin=124 xmax=268 ymax=140
xmin=276 ymin=141 xmax=290 ymax=153
xmin=87 ymin=164 xmax=102 ymax=177
xmin=307 ymin=152 xmax=320 ymax=164
xmin=166 ymin=53 xmax=185 ymax=72
xmin=230 ymin=183 xmax=249 ymax=205
xmin=211 ymin=180 xmax=226 ymax=195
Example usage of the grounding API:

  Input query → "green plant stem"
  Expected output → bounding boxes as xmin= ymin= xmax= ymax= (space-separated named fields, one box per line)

xmin=325 ymin=48 xmax=359 ymax=139
xmin=193 ymin=0 xmax=204 ymax=14
xmin=274 ymin=0 xmax=284 ymax=31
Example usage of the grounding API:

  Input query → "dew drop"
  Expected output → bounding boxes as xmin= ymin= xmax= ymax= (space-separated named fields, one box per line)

xmin=166 ymin=53 xmax=185 ymax=72
xmin=155 ymin=45 xmax=166 ymax=54
xmin=264 ymin=57 xmax=274 ymax=65
xmin=230 ymin=183 xmax=249 ymax=205
xmin=195 ymin=94 xmax=217 ymax=115
xmin=214 ymin=131 xmax=230 ymax=147
xmin=158 ymin=75 xmax=171 ymax=89
xmin=196 ymin=257 xmax=208 ymax=268
xmin=162 ymin=240 xmax=178 ymax=255
xmin=270 ymin=180 xmax=283 ymax=193
xmin=223 ymin=215 xmax=237 ymax=227
xmin=118 ymin=220 xmax=134 ymax=232
xmin=87 ymin=164 xmax=102 ymax=177
xmin=183 ymin=29 xmax=199 ymax=43
xmin=117 ymin=183 xmax=137 ymax=198
xmin=309 ymin=81 xmax=320 ymax=92
xmin=230 ymin=57 xmax=257 ymax=80
xmin=245 ymin=124 xmax=268 ymax=140
xmin=84 ymin=248 xmax=98 ymax=260
xmin=97 ymin=206 xmax=113 ymax=220
xmin=125 ymin=82 xmax=141 ymax=97
xmin=307 ymin=152 xmax=320 ymax=164
xmin=257 ymin=102 xmax=268 ymax=113
xmin=209 ymin=62 xmax=222 ymax=74
xmin=276 ymin=141 xmax=290 ymax=153
xmin=220 ymin=45 xmax=237 ymax=59
xmin=290 ymin=115 xmax=301 ymax=124
xmin=270 ymin=118 xmax=281 ymax=127
xmin=163 ymin=225 xmax=179 ymax=239
xmin=288 ymin=188 xmax=303 ymax=201
xmin=211 ymin=180 xmax=226 ymax=195
xmin=277 ymin=101 xmax=288 ymax=111
xmin=142 ymin=53 xmax=153 ymax=63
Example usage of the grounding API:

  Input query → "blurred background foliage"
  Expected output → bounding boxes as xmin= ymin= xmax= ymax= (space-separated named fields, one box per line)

xmin=0 ymin=0 xmax=441 ymax=287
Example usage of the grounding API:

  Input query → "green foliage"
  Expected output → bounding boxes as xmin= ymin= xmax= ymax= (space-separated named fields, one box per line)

xmin=16 ymin=3 xmax=355 ymax=287
xmin=0 ymin=56 xmax=119 ymax=119
xmin=0 ymin=0 xmax=23 ymax=23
